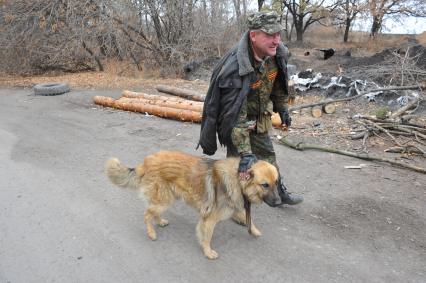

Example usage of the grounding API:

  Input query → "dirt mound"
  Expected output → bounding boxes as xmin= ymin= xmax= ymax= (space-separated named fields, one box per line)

xmin=344 ymin=48 xmax=394 ymax=68
xmin=345 ymin=44 xmax=426 ymax=69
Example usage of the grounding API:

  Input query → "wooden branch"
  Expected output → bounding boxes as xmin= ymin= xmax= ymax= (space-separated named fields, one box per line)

xmin=390 ymin=98 xmax=420 ymax=118
xmin=278 ymin=137 xmax=426 ymax=174
xmin=384 ymin=146 xmax=425 ymax=155
xmin=363 ymin=119 xmax=402 ymax=146
xmin=353 ymin=115 xmax=426 ymax=131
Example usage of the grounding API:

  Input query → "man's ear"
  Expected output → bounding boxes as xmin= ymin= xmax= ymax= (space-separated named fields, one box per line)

xmin=249 ymin=30 xmax=257 ymax=42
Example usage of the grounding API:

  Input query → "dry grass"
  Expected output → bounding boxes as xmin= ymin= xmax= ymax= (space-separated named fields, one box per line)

xmin=417 ymin=31 xmax=426 ymax=45
xmin=0 ymin=63 xmax=209 ymax=94
xmin=303 ymin=25 xmax=421 ymax=55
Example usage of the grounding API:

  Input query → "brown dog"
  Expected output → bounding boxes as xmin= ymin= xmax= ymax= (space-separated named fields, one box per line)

xmin=105 ymin=150 xmax=280 ymax=259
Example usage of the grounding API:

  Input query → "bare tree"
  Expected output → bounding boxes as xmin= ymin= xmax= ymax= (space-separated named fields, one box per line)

xmin=333 ymin=0 xmax=366 ymax=42
xmin=369 ymin=0 xmax=426 ymax=37
xmin=283 ymin=0 xmax=341 ymax=43
xmin=0 ymin=0 xmax=253 ymax=76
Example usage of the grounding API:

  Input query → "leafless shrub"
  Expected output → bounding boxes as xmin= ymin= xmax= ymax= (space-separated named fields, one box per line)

xmin=0 ymin=0 xmax=243 ymax=76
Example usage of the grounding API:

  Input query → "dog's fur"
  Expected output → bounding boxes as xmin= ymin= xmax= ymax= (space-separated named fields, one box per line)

xmin=105 ymin=150 xmax=280 ymax=259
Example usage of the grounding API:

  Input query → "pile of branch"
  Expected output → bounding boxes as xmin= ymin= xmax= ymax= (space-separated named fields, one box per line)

xmin=350 ymin=97 xmax=426 ymax=156
xmin=349 ymin=47 xmax=426 ymax=86
xmin=279 ymin=137 xmax=426 ymax=174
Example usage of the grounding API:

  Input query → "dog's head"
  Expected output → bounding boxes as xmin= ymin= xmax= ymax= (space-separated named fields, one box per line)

xmin=242 ymin=160 xmax=281 ymax=207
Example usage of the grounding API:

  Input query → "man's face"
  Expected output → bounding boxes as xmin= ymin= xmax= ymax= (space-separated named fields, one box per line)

xmin=249 ymin=30 xmax=281 ymax=59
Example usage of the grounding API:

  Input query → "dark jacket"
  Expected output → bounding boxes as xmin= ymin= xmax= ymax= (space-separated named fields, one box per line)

xmin=198 ymin=32 xmax=290 ymax=156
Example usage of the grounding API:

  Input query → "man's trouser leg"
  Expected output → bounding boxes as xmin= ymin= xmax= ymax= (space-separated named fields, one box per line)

xmin=227 ymin=132 xmax=303 ymax=205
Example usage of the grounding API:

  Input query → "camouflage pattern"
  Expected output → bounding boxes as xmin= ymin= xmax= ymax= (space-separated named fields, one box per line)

xmin=227 ymin=132 xmax=279 ymax=169
xmin=247 ymin=11 xmax=284 ymax=34
xmin=248 ymin=57 xmax=279 ymax=133
xmin=230 ymin=55 xmax=289 ymax=155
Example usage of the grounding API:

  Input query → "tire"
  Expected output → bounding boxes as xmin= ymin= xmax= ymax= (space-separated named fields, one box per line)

xmin=33 ymin=83 xmax=70 ymax=96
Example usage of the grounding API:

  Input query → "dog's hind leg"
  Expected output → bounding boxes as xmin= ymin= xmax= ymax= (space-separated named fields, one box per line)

xmin=153 ymin=205 xmax=169 ymax=227
xmin=196 ymin=217 xmax=219 ymax=259
xmin=231 ymin=210 xmax=262 ymax=237
xmin=144 ymin=205 xmax=169 ymax=240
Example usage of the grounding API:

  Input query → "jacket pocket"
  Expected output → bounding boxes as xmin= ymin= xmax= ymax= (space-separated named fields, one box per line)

xmin=219 ymin=77 xmax=242 ymax=89
xmin=256 ymin=101 xmax=273 ymax=133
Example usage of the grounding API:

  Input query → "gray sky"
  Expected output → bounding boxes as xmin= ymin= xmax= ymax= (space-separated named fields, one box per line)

xmin=354 ymin=16 xmax=426 ymax=34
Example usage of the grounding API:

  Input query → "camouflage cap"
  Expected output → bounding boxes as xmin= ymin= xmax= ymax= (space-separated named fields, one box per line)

xmin=247 ymin=11 xmax=284 ymax=34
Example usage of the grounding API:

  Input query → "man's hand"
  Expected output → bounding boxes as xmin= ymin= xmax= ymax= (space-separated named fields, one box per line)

xmin=279 ymin=109 xmax=292 ymax=128
xmin=238 ymin=153 xmax=257 ymax=180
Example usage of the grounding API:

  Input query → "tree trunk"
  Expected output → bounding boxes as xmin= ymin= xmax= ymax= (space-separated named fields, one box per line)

xmin=370 ymin=15 xmax=382 ymax=37
xmin=343 ymin=17 xmax=351 ymax=42
xmin=295 ymin=21 xmax=304 ymax=42
xmin=258 ymin=0 xmax=264 ymax=11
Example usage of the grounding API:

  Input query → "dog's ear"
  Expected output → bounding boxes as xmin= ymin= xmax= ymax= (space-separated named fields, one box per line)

xmin=247 ymin=168 xmax=255 ymax=181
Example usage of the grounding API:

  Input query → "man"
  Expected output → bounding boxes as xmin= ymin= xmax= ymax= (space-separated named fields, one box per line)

xmin=198 ymin=11 xmax=303 ymax=206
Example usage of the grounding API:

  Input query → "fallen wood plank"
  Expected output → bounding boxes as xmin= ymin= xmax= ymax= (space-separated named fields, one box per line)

xmin=93 ymin=96 xmax=202 ymax=122
xmin=156 ymin=85 xmax=205 ymax=102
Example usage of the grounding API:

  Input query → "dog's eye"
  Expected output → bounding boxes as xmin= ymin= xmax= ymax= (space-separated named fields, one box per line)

xmin=261 ymin=183 xmax=270 ymax=189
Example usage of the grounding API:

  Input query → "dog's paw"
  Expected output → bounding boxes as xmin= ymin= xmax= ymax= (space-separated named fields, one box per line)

xmin=147 ymin=230 xmax=157 ymax=241
xmin=157 ymin=219 xmax=169 ymax=227
xmin=250 ymin=227 xmax=262 ymax=237
xmin=204 ymin=249 xmax=219 ymax=260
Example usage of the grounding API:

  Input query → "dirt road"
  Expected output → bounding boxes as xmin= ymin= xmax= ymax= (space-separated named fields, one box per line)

xmin=0 ymin=87 xmax=425 ymax=282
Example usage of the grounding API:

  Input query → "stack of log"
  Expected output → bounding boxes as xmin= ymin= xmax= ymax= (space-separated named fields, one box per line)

xmin=93 ymin=86 xmax=289 ymax=127
xmin=93 ymin=89 xmax=204 ymax=123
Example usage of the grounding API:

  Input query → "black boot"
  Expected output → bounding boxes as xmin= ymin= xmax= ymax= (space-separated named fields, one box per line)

xmin=277 ymin=177 xmax=303 ymax=205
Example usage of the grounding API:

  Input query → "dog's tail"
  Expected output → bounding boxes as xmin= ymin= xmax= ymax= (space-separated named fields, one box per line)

xmin=105 ymin=158 xmax=144 ymax=190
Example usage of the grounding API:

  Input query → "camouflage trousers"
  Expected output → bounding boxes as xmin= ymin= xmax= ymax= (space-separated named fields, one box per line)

xmin=226 ymin=131 xmax=280 ymax=171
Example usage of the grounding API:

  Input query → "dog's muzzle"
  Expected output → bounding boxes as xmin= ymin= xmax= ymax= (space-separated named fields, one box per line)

xmin=263 ymin=194 xmax=282 ymax=207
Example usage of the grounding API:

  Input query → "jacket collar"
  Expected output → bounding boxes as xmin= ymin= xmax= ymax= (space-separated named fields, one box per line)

xmin=236 ymin=31 xmax=288 ymax=77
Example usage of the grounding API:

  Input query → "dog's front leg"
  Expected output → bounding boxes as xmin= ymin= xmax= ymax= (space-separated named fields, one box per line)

xmin=231 ymin=210 xmax=262 ymax=237
xmin=196 ymin=217 xmax=219 ymax=259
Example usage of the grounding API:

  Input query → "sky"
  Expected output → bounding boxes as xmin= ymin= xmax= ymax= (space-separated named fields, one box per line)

xmin=354 ymin=16 xmax=426 ymax=34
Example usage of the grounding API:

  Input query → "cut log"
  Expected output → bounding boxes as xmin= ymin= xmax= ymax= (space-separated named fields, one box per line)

xmin=322 ymin=103 xmax=336 ymax=114
xmin=156 ymin=85 xmax=205 ymax=102
xmin=122 ymin=90 xmax=203 ymax=106
xmin=272 ymin=113 xmax=281 ymax=127
xmin=93 ymin=96 xmax=115 ymax=107
xmin=117 ymin=97 xmax=203 ymax=112
xmin=311 ymin=106 xmax=322 ymax=118
xmin=93 ymin=96 xmax=202 ymax=123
